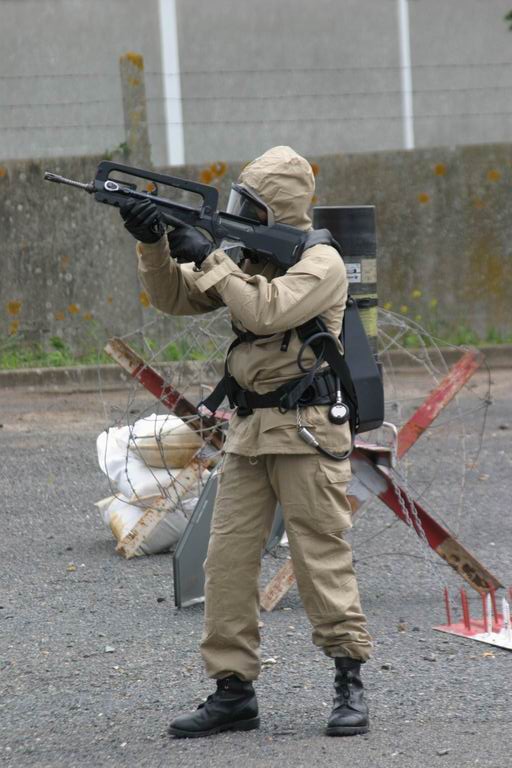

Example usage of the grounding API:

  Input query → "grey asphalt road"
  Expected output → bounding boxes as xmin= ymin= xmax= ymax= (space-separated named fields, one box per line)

xmin=1 ymin=371 xmax=511 ymax=768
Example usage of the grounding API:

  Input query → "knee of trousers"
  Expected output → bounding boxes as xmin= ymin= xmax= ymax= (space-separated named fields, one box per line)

xmin=204 ymin=530 xmax=263 ymax=586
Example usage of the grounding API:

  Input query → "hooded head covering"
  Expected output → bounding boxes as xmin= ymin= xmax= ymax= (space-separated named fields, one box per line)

xmin=237 ymin=146 xmax=315 ymax=231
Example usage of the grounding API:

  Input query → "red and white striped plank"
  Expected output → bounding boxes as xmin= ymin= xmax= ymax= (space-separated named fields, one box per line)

xmin=104 ymin=337 xmax=225 ymax=451
xmin=350 ymin=450 xmax=502 ymax=593
xmin=104 ymin=339 xmax=500 ymax=604
xmin=397 ymin=348 xmax=483 ymax=459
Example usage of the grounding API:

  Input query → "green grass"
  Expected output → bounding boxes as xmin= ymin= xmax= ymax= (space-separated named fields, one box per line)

xmin=401 ymin=325 xmax=512 ymax=348
xmin=383 ymin=292 xmax=512 ymax=348
xmin=0 ymin=336 xmax=111 ymax=370
xmin=0 ymin=335 xmax=219 ymax=370
xmin=146 ymin=338 xmax=218 ymax=362
xmin=1 ymin=326 xmax=510 ymax=370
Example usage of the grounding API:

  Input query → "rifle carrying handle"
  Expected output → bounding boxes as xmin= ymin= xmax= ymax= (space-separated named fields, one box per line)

xmin=94 ymin=161 xmax=219 ymax=216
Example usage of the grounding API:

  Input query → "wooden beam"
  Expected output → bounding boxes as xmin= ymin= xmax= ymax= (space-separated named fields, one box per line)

xmin=397 ymin=348 xmax=482 ymax=459
xmin=260 ymin=559 xmax=296 ymax=612
xmin=104 ymin=337 xmax=225 ymax=451
xmin=116 ymin=459 xmax=206 ymax=559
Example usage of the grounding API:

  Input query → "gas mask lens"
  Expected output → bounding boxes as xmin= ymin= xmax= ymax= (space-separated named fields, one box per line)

xmin=226 ymin=184 xmax=274 ymax=225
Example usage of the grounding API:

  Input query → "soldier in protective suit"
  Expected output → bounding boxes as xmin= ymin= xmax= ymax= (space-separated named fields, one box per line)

xmin=120 ymin=146 xmax=372 ymax=738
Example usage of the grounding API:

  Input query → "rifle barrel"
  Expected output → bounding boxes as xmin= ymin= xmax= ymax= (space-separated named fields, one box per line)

xmin=44 ymin=172 xmax=94 ymax=194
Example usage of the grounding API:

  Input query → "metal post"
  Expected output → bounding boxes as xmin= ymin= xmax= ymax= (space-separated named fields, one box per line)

xmin=444 ymin=587 xmax=452 ymax=626
xmin=397 ymin=0 xmax=415 ymax=149
xmin=460 ymin=589 xmax=471 ymax=631
xmin=158 ymin=0 xmax=185 ymax=165
xmin=481 ymin=591 xmax=490 ymax=633
xmin=487 ymin=581 xmax=499 ymax=630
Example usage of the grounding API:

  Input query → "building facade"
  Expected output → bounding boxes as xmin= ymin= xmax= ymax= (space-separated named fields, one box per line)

xmin=1 ymin=0 xmax=511 ymax=165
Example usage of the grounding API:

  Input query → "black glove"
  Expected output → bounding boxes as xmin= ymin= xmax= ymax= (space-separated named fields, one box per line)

xmin=120 ymin=198 xmax=166 ymax=244
xmin=167 ymin=222 xmax=213 ymax=267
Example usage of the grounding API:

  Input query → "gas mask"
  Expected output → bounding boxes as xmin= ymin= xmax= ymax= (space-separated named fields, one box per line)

xmin=220 ymin=183 xmax=275 ymax=264
xmin=226 ymin=183 xmax=274 ymax=226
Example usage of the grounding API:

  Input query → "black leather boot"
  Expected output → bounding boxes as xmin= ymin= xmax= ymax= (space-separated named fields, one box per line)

xmin=168 ymin=675 xmax=260 ymax=738
xmin=326 ymin=657 xmax=369 ymax=736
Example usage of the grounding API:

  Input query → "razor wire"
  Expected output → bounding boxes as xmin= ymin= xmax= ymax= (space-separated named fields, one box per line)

xmin=95 ymin=309 xmax=231 ymax=527
xmin=95 ymin=305 xmax=491 ymax=568
xmin=351 ymin=309 xmax=492 ymax=593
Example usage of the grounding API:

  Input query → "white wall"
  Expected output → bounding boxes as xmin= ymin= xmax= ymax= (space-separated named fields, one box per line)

xmin=0 ymin=0 xmax=167 ymax=163
xmin=1 ymin=0 xmax=511 ymax=164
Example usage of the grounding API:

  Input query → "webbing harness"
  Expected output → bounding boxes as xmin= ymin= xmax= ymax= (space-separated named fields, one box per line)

xmin=199 ymin=228 xmax=360 ymax=432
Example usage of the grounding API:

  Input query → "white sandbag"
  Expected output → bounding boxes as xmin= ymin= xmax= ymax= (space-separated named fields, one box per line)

xmin=96 ymin=494 xmax=144 ymax=541
xmin=95 ymin=493 xmax=189 ymax=556
xmin=96 ymin=414 xmax=210 ymax=558
xmin=97 ymin=414 xmax=205 ymax=499
xmin=97 ymin=425 xmax=179 ymax=500
xmin=125 ymin=413 xmax=203 ymax=469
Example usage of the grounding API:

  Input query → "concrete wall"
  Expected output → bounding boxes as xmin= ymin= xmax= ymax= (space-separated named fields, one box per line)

xmin=1 ymin=143 xmax=511 ymax=353
xmin=0 ymin=154 xmax=145 ymax=349
xmin=2 ymin=0 xmax=512 ymax=165
xmin=312 ymin=143 xmax=512 ymax=338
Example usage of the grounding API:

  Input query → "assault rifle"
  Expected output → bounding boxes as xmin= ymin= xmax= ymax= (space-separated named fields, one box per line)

xmin=44 ymin=161 xmax=308 ymax=270
xmin=44 ymin=161 xmax=385 ymax=435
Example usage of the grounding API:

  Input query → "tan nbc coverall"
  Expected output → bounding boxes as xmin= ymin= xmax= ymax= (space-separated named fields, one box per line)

xmin=137 ymin=146 xmax=372 ymax=680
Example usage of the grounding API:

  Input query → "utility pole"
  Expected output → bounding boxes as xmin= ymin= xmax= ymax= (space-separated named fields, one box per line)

xmin=397 ymin=0 xmax=415 ymax=149
xmin=159 ymin=0 xmax=185 ymax=166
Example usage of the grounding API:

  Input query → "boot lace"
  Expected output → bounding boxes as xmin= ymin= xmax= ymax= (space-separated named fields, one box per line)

xmin=334 ymin=671 xmax=352 ymax=704
xmin=197 ymin=679 xmax=230 ymax=710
